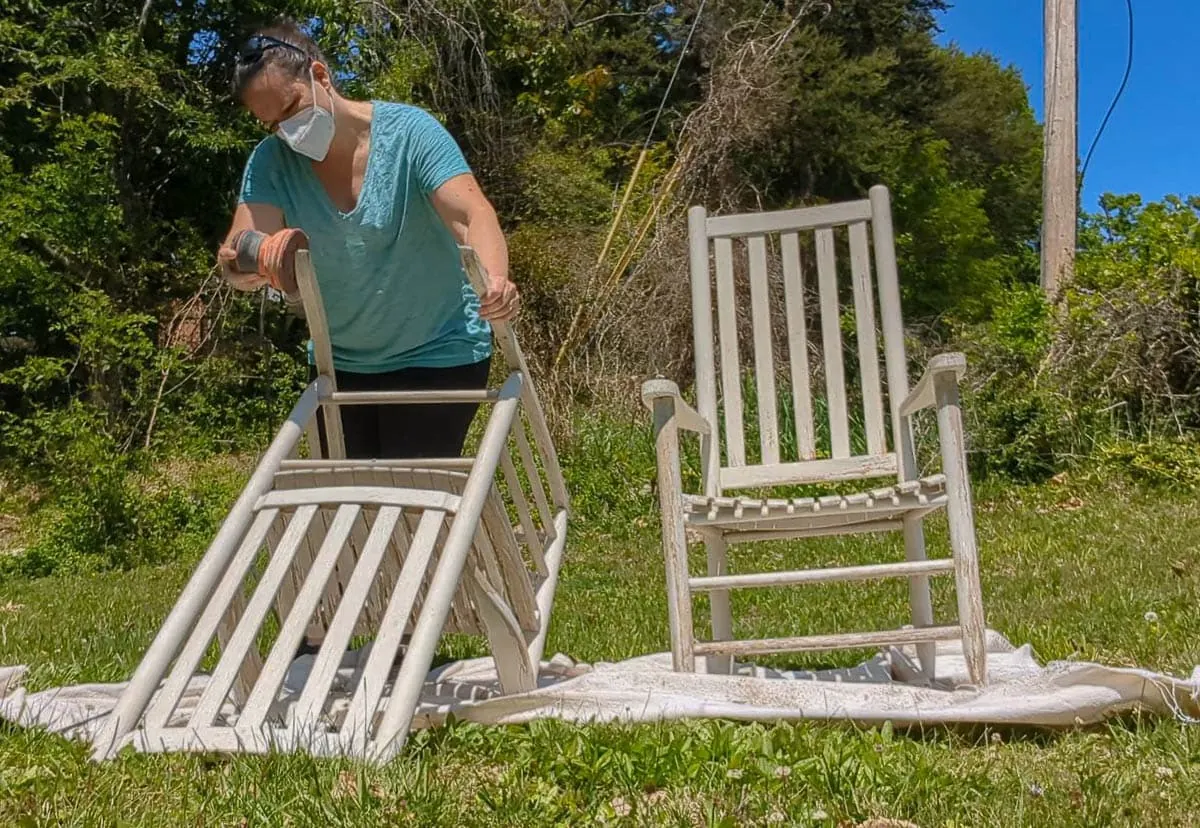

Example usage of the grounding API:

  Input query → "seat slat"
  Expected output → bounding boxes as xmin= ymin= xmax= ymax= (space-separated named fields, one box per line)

xmin=291 ymin=505 xmax=403 ymax=726
xmin=239 ymin=504 xmax=360 ymax=728
xmin=341 ymin=508 xmax=444 ymax=753
xmin=192 ymin=504 xmax=319 ymax=727
xmin=147 ymin=508 xmax=279 ymax=731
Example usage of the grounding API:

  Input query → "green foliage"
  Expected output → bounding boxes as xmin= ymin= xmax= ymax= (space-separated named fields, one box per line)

xmin=959 ymin=194 xmax=1200 ymax=481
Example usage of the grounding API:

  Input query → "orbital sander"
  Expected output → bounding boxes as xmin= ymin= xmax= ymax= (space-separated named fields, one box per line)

xmin=227 ymin=228 xmax=310 ymax=295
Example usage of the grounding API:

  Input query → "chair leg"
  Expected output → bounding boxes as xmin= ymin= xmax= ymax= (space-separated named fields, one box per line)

xmin=705 ymin=534 xmax=733 ymax=675
xmin=935 ymin=373 xmax=988 ymax=686
xmin=901 ymin=516 xmax=937 ymax=680
xmin=652 ymin=399 xmax=695 ymax=672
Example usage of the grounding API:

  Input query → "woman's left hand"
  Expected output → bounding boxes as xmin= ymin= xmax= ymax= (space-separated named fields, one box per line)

xmin=479 ymin=275 xmax=520 ymax=322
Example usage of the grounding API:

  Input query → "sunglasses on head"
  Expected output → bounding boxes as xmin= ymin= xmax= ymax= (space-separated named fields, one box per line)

xmin=236 ymin=34 xmax=308 ymax=66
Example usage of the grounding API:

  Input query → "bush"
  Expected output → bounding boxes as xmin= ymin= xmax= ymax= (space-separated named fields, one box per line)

xmin=958 ymin=195 xmax=1200 ymax=482
xmin=2 ymin=451 xmax=244 ymax=580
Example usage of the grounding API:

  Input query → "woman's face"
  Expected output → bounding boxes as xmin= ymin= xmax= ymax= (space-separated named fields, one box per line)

xmin=241 ymin=61 xmax=333 ymax=133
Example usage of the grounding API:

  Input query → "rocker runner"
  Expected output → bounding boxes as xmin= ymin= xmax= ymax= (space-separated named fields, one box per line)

xmin=218 ymin=19 xmax=518 ymax=459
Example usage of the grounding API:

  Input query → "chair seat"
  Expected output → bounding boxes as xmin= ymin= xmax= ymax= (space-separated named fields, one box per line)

xmin=682 ymin=475 xmax=947 ymax=531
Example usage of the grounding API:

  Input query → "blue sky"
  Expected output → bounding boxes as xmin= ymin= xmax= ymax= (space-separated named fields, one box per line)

xmin=935 ymin=1 xmax=1198 ymax=211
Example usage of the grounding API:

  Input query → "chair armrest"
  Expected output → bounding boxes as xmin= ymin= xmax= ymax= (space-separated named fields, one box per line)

xmin=899 ymin=353 xmax=967 ymax=417
xmin=641 ymin=379 xmax=712 ymax=435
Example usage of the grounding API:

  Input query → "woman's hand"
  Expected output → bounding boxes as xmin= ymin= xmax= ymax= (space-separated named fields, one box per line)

xmin=478 ymin=274 xmax=520 ymax=322
xmin=218 ymin=244 xmax=268 ymax=291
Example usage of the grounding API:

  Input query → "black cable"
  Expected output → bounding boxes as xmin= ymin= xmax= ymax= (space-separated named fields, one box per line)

xmin=1080 ymin=0 xmax=1134 ymax=185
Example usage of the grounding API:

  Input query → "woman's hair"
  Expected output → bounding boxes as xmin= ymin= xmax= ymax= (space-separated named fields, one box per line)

xmin=232 ymin=18 xmax=334 ymax=100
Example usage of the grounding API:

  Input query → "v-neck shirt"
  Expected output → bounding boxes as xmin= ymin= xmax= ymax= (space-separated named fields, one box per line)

xmin=238 ymin=101 xmax=491 ymax=373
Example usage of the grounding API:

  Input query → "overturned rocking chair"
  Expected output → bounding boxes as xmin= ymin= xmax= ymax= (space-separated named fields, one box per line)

xmin=645 ymin=185 xmax=987 ymax=685
xmin=92 ymin=246 xmax=568 ymax=763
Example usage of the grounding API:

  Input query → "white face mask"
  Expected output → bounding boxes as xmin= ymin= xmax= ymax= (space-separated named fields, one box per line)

xmin=276 ymin=67 xmax=335 ymax=161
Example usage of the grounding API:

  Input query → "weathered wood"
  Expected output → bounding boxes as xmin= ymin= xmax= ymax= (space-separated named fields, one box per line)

xmin=290 ymin=505 xmax=402 ymax=726
xmin=295 ymin=252 xmax=344 ymax=459
xmin=689 ymin=558 xmax=955 ymax=592
xmin=693 ymin=625 xmax=963 ymax=657
xmin=936 ymin=371 xmax=988 ymax=685
xmin=192 ymin=504 xmax=320 ymax=727
xmin=688 ymin=206 xmax=722 ymax=495
xmin=499 ymin=449 xmax=543 ymax=573
xmin=645 ymin=190 xmax=988 ymax=686
xmin=257 ymin=486 xmax=461 ymax=512
xmin=146 ymin=508 xmax=279 ymax=730
xmin=327 ymin=389 xmax=498 ymax=405
xmin=706 ymin=199 xmax=872 ymax=238
xmin=641 ymin=380 xmax=711 ymax=435
xmin=746 ymin=235 xmax=779 ymax=465
xmin=239 ymin=505 xmax=359 ymax=728
xmin=719 ymin=455 xmax=898 ymax=490
xmin=514 ymin=421 xmax=554 ymax=538
xmin=780 ymin=231 xmax=815 ymax=460
xmin=899 ymin=352 xmax=967 ymax=417
xmin=370 ymin=375 xmax=524 ymax=760
xmin=468 ymin=568 xmax=537 ymax=693
xmin=848 ymin=221 xmax=886 ymax=455
xmin=339 ymin=508 xmax=443 ymax=753
xmin=714 ymin=236 xmax=745 ymax=467
xmin=279 ymin=458 xmax=475 ymax=471
xmin=721 ymin=518 xmax=905 ymax=544
xmin=648 ymin=392 xmax=696 ymax=672
xmin=815 ymin=227 xmax=850 ymax=458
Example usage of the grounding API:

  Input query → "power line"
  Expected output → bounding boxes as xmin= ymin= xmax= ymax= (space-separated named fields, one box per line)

xmin=1080 ymin=0 xmax=1134 ymax=186
xmin=641 ymin=0 xmax=707 ymax=154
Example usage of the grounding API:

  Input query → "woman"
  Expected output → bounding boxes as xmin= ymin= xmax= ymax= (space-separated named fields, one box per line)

xmin=218 ymin=19 xmax=518 ymax=460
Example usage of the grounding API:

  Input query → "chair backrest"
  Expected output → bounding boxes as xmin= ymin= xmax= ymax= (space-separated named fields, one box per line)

xmin=687 ymin=185 xmax=911 ymax=496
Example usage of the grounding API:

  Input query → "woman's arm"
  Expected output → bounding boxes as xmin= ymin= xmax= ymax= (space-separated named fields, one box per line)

xmin=430 ymin=173 xmax=519 ymax=322
xmin=217 ymin=201 xmax=286 ymax=291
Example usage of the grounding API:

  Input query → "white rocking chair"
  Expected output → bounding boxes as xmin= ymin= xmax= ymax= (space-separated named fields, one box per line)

xmin=643 ymin=185 xmax=987 ymax=684
xmin=91 ymin=247 xmax=568 ymax=763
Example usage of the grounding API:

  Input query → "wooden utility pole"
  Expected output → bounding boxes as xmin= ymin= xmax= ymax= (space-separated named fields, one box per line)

xmin=1042 ymin=0 xmax=1078 ymax=298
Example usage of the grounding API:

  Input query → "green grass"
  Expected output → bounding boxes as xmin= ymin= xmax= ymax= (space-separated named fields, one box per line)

xmin=1 ymin=465 xmax=1199 ymax=825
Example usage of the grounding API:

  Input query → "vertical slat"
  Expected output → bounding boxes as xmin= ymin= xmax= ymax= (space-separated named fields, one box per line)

xmin=688 ymin=207 xmax=721 ymax=496
xmin=746 ymin=235 xmax=778 ymax=465
xmin=146 ymin=508 xmax=279 ymax=730
xmin=849 ymin=221 xmax=886 ymax=455
xmin=815 ymin=227 xmax=850 ymax=458
xmin=514 ymin=422 xmax=553 ymax=538
xmin=340 ymin=509 xmax=443 ymax=752
xmin=480 ymin=496 xmax=539 ymax=630
xmin=781 ymin=232 xmax=816 ymax=460
xmin=500 ymin=449 xmax=545 ymax=576
xmin=192 ymin=504 xmax=319 ymax=726
xmin=714 ymin=237 xmax=745 ymax=467
xmin=239 ymin=504 xmax=360 ymax=727
xmin=291 ymin=505 xmax=402 ymax=725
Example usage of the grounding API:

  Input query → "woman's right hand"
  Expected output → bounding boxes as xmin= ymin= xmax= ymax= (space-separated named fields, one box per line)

xmin=218 ymin=244 xmax=268 ymax=291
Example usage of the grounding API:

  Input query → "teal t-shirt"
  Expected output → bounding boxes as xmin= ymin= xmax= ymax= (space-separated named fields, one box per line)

xmin=238 ymin=101 xmax=492 ymax=373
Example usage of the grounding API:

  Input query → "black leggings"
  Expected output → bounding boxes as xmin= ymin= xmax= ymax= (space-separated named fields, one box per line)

xmin=314 ymin=356 xmax=492 ymax=459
